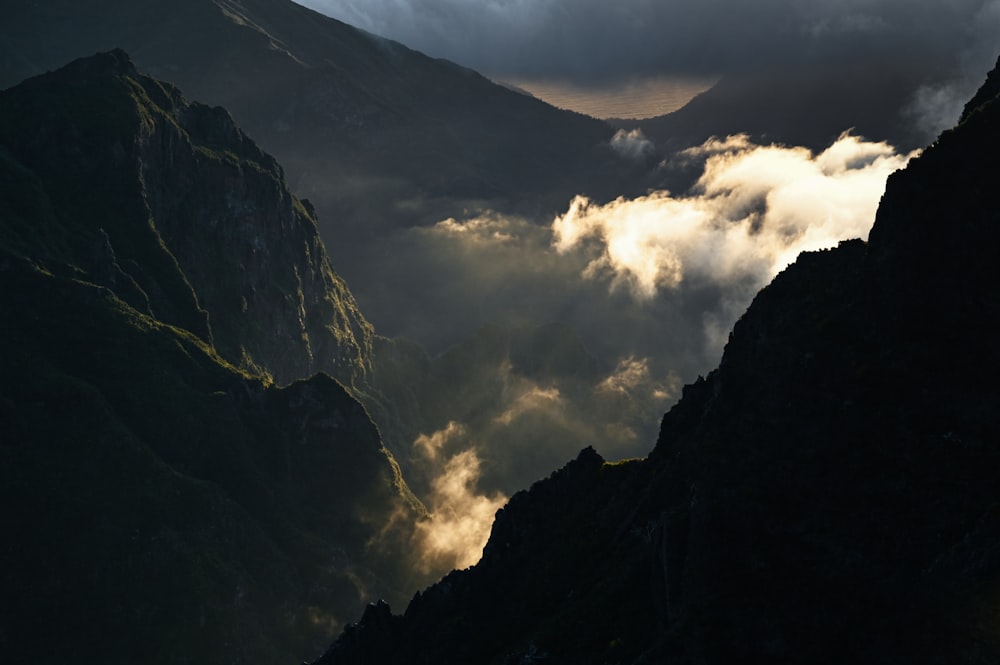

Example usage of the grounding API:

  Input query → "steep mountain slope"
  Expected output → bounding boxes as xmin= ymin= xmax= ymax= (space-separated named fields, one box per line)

xmin=0 ymin=48 xmax=370 ymax=387
xmin=0 ymin=0 xmax=637 ymax=226
xmin=0 ymin=51 xmax=423 ymax=664
xmin=314 ymin=57 xmax=1000 ymax=664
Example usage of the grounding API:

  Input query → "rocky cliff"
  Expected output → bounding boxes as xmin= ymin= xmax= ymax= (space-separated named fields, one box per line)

xmin=0 ymin=52 xmax=421 ymax=664
xmin=0 ymin=48 xmax=371 ymax=386
xmin=314 ymin=57 xmax=1000 ymax=665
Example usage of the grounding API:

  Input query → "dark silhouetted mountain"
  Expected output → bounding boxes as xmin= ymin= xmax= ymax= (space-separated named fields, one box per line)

xmin=0 ymin=51 xmax=424 ymax=663
xmin=312 ymin=57 xmax=1000 ymax=664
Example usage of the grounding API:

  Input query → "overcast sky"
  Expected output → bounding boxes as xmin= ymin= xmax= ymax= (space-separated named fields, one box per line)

xmin=296 ymin=0 xmax=999 ymax=85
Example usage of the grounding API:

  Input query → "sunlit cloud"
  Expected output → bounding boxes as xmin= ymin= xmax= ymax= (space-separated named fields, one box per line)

xmin=596 ymin=356 xmax=678 ymax=402
xmin=413 ymin=421 xmax=467 ymax=461
xmin=494 ymin=386 xmax=564 ymax=426
xmin=553 ymin=132 xmax=918 ymax=300
xmin=597 ymin=356 xmax=651 ymax=394
xmin=412 ymin=449 xmax=508 ymax=573
xmin=432 ymin=214 xmax=522 ymax=244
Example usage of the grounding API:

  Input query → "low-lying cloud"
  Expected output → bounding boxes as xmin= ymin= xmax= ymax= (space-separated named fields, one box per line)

xmin=411 ymin=427 xmax=507 ymax=573
xmin=365 ymin=130 xmax=917 ymax=585
xmin=609 ymin=129 xmax=655 ymax=161
xmin=553 ymin=132 xmax=917 ymax=301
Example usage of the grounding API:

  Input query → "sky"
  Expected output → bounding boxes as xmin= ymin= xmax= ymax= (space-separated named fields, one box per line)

xmin=296 ymin=0 xmax=1000 ymax=119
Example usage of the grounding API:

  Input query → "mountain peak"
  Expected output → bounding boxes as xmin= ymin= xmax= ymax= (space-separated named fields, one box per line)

xmin=51 ymin=47 xmax=138 ymax=79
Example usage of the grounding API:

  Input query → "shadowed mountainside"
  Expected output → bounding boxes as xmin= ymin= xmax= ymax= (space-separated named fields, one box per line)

xmin=0 ymin=0 xmax=641 ymax=230
xmin=0 ymin=51 xmax=426 ymax=664
xmin=613 ymin=60 xmax=949 ymax=156
xmin=313 ymin=57 xmax=1000 ymax=665
xmin=0 ymin=48 xmax=371 ymax=387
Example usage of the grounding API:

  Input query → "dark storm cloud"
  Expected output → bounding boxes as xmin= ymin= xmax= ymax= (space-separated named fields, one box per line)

xmin=297 ymin=0 xmax=994 ymax=83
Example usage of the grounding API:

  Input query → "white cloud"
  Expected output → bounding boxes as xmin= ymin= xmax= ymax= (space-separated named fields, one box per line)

xmin=552 ymin=132 xmax=918 ymax=301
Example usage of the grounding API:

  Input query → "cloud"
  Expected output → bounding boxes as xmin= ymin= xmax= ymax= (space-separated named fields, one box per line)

xmin=358 ymin=131 xmax=918 ymax=515
xmin=412 ymin=448 xmax=508 ymax=572
xmin=553 ymin=132 xmax=917 ymax=301
xmin=356 ymin=132 xmax=919 ymax=554
xmin=609 ymin=129 xmax=654 ymax=160
xmin=296 ymin=0 xmax=992 ymax=85
xmin=903 ymin=0 xmax=1000 ymax=140
xmin=413 ymin=421 xmax=467 ymax=461
xmin=597 ymin=356 xmax=678 ymax=401
xmin=494 ymin=386 xmax=564 ymax=426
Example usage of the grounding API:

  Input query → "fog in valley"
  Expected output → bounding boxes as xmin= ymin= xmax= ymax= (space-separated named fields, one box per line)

xmin=353 ymin=129 xmax=918 ymax=572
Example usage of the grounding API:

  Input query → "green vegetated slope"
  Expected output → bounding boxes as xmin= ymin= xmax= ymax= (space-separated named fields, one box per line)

xmin=314 ymin=57 xmax=1000 ymax=665
xmin=0 ymin=51 xmax=422 ymax=664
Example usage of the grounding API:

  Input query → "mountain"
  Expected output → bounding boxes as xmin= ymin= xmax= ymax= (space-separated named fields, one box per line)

xmin=312 ymin=57 xmax=1000 ymax=664
xmin=0 ymin=46 xmax=372 ymax=387
xmin=0 ymin=51 xmax=424 ymax=663
xmin=0 ymin=0 xmax=645 ymax=325
xmin=613 ymin=59 xmax=948 ymax=155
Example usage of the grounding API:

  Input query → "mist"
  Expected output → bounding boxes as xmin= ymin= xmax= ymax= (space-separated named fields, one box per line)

xmin=365 ymin=131 xmax=916 ymax=572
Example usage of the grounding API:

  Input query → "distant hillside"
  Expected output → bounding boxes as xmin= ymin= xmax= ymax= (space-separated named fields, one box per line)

xmin=0 ymin=0 xmax=642 ymax=227
xmin=0 ymin=51 xmax=425 ymax=664
xmin=613 ymin=61 xmax=949 ymax=154
xmin=313 ymin=57 xmax=1000 ymax=665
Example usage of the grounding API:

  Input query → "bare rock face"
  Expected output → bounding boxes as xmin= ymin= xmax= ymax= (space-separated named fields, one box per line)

xmin=311 ymin=57 xmax=1000 ymax=665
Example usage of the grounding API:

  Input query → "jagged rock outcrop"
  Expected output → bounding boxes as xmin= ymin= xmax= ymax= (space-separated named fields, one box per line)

xmin=0 ymin=52 xmax=422 ymax=664
xmin=0 ymin=48 xmax=371 ymax=386
xmin=313 ymin=56 xmax=1000 ymax=664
